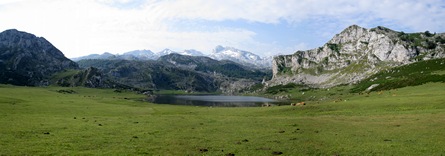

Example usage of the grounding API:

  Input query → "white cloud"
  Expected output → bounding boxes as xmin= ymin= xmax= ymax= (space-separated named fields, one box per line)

xmin=0 ymin=0 xmax=444 ymax=58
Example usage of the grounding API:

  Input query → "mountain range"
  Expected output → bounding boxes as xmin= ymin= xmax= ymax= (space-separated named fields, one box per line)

xmin=71 ymin=46 xmax=271 ymax=68
xmin=2 ymin=25 xmax=444 ymax=94
xmin=0 ymin=29 xmax=271 ymax=93
xmin=75 ymin=54 xmax=271 ymax=93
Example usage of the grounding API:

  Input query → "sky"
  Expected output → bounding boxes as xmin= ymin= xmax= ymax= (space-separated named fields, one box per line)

xmin=1 ymin=0 xmax=444 ymax=58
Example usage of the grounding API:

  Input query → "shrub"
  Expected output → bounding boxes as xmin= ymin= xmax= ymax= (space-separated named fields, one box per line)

xmin=424 ymin=31 xmax=434 ymax=37
xmin=327 ymin=43 xmax=340 ymax=53
xmin=265 ymin=83 xmax=299 ymax=94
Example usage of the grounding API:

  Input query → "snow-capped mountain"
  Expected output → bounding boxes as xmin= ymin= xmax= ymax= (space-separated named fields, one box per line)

xmin=156 ymin=49 xmax=176 ymax=56
xmin=211 ymin=45 xmax=261 ymax=61
xmin=121 ymin=49 xmax=157 ymax=60
xmin=155 ymin=49 xmax=204 ymax=57
xmin=180 ymin=49 xmax=205 ymax=56
xmin=71 ymin=46 xmax=272 ymax=68
xmin=209 ymin=45 xmax=271 ymax=68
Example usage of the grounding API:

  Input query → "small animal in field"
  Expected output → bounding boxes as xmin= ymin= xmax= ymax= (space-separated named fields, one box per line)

xmin=291 ymin=102 xmax=305 ymax=106
xmin=262 ymin=103 xmax=272 ymax=107
xmin=333 ymin=99 xmax=343 ymax=103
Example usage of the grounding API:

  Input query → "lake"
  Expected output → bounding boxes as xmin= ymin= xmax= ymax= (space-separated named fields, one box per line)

xmin=151 ymin=95 xmax=282 ymax=107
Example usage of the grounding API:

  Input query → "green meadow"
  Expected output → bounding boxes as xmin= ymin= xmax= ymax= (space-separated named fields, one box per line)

xmin=1 ymin=83 xmax=445 ymax=155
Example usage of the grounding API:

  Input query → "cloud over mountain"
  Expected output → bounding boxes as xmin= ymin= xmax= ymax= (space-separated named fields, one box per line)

xmin=1 ymin=0 xmax=443 ymax=58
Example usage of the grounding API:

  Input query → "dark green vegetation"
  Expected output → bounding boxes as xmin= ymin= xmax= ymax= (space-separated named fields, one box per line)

xmin=76 ymin=54 xmax=271 ymax=92
xmin=326 ymin=43 xmax=341 ymax=53
xmin=398 ymin=31 xmax=443 ymax=50
xmin=265 ymin=83 xmax=308 ymax=94
xmin=351 ymin=58 xmax=445 ymax=93
xmin=1 ymin=82 xmax=445 ymax=155
xmin=159 ymin=54 xmax=269 ymax=80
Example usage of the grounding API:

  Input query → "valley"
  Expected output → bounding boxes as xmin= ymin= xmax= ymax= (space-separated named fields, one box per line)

xmin=1 ymin=83 xmax=445 ymax=155
xmin=1 ymin=25 xmax=445 ymax=155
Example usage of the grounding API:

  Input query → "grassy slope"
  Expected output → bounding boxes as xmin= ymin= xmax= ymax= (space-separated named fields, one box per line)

xmin=351 ymin=58 xmax=445 ymax=92
xmin=1 ymin=83 xmax=445 ymax=155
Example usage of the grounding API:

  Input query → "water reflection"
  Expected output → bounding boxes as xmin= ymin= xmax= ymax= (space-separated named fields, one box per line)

xmin=152 ymin=95 xmax=281 ymax=107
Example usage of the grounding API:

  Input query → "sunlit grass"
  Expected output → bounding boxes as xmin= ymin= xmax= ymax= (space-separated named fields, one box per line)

xmin=1 ymin=83 xmax=445 ymax=155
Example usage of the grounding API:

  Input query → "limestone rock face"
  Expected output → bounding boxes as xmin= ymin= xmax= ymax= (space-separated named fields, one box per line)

xmin=270 ymin=25 xmax=445 ymax=87
xmin=0 ymin=29 xmax=78 ymax=86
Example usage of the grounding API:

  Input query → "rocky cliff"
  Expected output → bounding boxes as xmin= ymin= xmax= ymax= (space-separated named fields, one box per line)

xmin=0 ymin=29 xmax=78 ymax=86
xmin=270 ymin=25 xmax=445 ymax=87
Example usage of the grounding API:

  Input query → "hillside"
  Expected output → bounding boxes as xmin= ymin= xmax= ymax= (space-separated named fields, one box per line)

xmin=0 ymin=29 xmax=78 ymax=86
xmin=158 ymin=53 xmax=269 ymax=81
xmin=270 ymin=25 xmax=445 ymax=88
xmin=351 ymin=58 xmax=445 ymax=92
xmin=77 ymin=54 xmax=271 ymax=93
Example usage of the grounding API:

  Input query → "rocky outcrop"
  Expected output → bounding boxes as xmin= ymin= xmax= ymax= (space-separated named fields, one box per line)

xmin=0 ymin=29 xmax=78 ymax=86
xmin=270 ymin=25 xmax=445 ymax=88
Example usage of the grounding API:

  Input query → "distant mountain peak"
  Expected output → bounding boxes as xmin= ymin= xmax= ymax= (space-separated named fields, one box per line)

xmin=157 ymin=49 xmax=176 ymax=56
xmin=182 ymin=49 xmax=204 ymax=56
xmin=209 ymin=45 xmax=271 ymax=68
xmin=71 ymin=46 xmax=271 ymax=68
xmin=123 ymin=49 xmax=153 ymax=54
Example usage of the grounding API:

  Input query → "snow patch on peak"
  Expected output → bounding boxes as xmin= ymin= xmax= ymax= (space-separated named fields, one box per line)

xmin=72 ymin=46 xmax=272 ymax=69
xmin=209 ymin=45 xmax=270 ymax=68
xmin=123 ymin=49 xmax=154 ymax=56
xmin=157 ymin=49 xmax=176 ymax=56
xmin=180 ymin=49 xmax=205 ymax=56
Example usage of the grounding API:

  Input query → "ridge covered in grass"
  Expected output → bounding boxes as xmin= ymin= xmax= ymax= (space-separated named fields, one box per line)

xmin=351 ymin=58 xmax=445 ymax=92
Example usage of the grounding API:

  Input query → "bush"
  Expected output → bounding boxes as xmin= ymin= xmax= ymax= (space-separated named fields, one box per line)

xmin=327 ymin=43 xmax=340 ymax=53
xmin=436 ymin=36 xmax=445 ymax=44
xmin=265 ymin=83 xmax=298 ymax=94
xmin=425 ymin=40 xmax=437 ymax=49
xmin=424 ymin=31 xmax=434 ymax=37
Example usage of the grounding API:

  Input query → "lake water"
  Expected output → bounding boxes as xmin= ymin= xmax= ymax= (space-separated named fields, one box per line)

xmin=151 ymin=95 xmax=281 ymax=107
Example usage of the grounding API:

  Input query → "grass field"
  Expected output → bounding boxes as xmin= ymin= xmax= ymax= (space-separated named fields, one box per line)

xmin=1 ymin=83 xmax=445 ymax=155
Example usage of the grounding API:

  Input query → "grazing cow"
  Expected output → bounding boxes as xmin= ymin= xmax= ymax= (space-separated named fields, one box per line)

xmin=334 ymin=99 xmax=343 ymax=103
xmin=262 ymin=103 xmax=272 ymax=107
xmin=291 ymin=102 xmax=305 ymax=106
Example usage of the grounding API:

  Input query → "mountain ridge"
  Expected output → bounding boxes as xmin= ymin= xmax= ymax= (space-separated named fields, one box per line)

xmin=269 ymin=25 xmax=445 ymax=88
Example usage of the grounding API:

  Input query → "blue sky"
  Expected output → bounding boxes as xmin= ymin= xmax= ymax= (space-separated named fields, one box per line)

xmin=1 ymin=0 xmax=444 ymax=58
